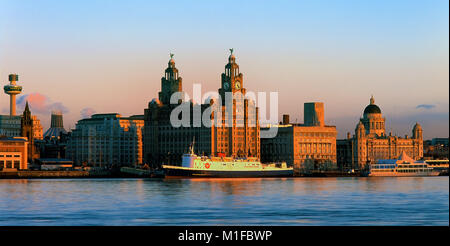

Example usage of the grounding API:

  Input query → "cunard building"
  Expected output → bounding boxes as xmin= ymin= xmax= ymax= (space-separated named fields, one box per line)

xmin=337 ymin=96 xmax=423 ymax=170
xmin=144 ymin=51 xmax=260 ymax=167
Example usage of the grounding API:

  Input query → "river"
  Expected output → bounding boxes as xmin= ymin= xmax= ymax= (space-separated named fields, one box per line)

xmin=0 ymin=177 xmax=448 ymax=225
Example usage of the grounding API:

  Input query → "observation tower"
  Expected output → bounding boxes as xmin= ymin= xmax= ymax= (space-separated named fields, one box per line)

xmin=4 ymin=74 xmax=23 ymax=116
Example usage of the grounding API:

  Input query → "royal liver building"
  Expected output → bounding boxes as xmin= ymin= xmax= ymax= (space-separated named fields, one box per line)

xmin=143 ymin=51 xmax=260 ymax=167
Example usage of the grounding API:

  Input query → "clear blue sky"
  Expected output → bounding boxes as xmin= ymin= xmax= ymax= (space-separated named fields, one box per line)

xmin=0 ymin=0 xmax=448 ymax=139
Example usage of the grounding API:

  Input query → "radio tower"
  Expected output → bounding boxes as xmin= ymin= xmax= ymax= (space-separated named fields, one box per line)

xmin=3 ymin=74 xmax=23 ymax=116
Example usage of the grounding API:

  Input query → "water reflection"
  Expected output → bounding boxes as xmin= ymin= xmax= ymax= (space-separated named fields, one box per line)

xmin=0 ymin=177 xmax=447 ymax=226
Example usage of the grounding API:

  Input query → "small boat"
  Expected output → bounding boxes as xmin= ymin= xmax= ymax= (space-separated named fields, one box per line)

xmin=162 ymin=143 xmax=293 ymax=178
xmin=368 ymin=151 xmax=440 ymax=177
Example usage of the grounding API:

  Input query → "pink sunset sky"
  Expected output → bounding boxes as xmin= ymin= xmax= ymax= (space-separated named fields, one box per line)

xmin=0 ymin=0 xmax=448 ymax=139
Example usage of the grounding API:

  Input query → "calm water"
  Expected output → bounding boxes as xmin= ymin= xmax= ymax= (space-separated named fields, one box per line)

xmin=0 ymin=177 xmax=448 ymax=226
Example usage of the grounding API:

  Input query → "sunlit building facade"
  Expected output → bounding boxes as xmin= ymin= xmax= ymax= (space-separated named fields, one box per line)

xmin=261 ymin=103 xmax=338 ymax=173
xmin=67 ymin=113 xmax=144 ymax=167
xmin=337 ymin=96 xmax=423 ymax=170
xmin=0 ymin=136 xmax=28 ymax=170
xmin=144 ymin=52 xmax=260 ymax=167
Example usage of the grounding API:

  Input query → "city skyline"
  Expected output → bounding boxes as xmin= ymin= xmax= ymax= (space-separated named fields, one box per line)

xmin=0 ymin=0 xmax=448 ymax=139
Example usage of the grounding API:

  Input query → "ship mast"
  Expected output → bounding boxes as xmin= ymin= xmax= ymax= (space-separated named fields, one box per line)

xmin=190 ymin=136 xmax=195 ymax=155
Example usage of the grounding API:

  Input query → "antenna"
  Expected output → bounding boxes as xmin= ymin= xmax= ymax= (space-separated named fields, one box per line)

xmin=190 ymin=136 xmax=195 ymax=155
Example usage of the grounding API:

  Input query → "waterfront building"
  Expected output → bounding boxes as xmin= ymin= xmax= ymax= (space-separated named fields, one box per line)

xmin=424 ymin=138 xmax=449 ymax=160
xmin=260 ymin=103 xmax=338 ymax=174
xmin=0 ymin=115 xmax=21 ymax=137
xmin=0 ymin=136 xmax=28 ymax=170
xmin=143 ymin=52 xmax=260 ymax=167
xmin=30 ymin=115 xmax=43 ymax=140
xmin=337 ymin=96 xmax=423 ymax=171
xmin=21 ymin=102 xmax=43 ymax=162
xmin=67 ymin=113 xmax=144 ymax=167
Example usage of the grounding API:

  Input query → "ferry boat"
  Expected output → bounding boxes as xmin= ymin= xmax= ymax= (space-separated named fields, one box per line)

xmin=368 ymin=152 xmax=440 ymax=177
xmin=162 ymin=144 xmax=293 ymax=178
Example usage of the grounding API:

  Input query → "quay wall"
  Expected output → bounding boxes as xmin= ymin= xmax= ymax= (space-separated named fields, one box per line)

xmin=0 ymin=171 xmax=90 ymax=179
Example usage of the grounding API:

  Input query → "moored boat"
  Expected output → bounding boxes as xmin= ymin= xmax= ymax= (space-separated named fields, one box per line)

xmin=162 ymin=144 xmax=293 ymax=178
xmin=368 ymin=151 xmax=440 ymax=177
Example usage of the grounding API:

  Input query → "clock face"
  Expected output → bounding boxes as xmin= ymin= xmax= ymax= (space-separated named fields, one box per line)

xmin=235 ymin=82 xmax=241 ymax=89
xmin=223 ymin=82 xmax=229 ymax=90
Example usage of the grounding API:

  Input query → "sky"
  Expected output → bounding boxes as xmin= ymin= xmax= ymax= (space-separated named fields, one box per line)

xmin=0 ymin=0 xmax=448 ymax=139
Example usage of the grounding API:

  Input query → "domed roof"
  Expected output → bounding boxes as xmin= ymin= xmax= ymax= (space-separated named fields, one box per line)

xmin=364 ymin=104 xmax=381 ymax=114
xmin=363 ymin=96 xmax=381 ymax=115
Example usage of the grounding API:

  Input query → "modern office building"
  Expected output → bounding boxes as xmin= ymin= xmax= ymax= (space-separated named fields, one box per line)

xmin=423 ymin=138 xmax=449 ymax=160
xmin=337 ymin=96 xmax=423 ymax=171
xmin=260 ymin=103 xmax=338 ymax=173
xmin=0 ymin=115 xmax=21 ymax=137
xmin=67 ymin=113 xmax=144 ymax=167
xmin=143 ymin=52 xmax=260 ymax=167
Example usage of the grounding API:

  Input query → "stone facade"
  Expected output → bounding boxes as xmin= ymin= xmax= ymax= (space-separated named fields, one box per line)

xmin=0 ymin=136 xmax=28 ymax=170
xmin=67 ymin=114 xmax=144 ymax=167
xmin=21 ymin=102 xmax=43 ymax=162
xmin=143 ymin=52 xmax=260 ymax=167
xmin=337 ymin=96 xmax=423 ymax=171
xmin=261 ymin=103 xmax=337 ymax=173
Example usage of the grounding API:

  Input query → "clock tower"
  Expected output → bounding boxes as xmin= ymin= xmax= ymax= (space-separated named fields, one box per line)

xmin=213 ymin=49 xmax=260 ymax=159
xmin=219 ymin=48 xmax=245 ymax=105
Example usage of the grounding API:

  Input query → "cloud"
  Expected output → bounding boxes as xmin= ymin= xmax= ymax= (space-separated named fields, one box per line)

xmin=16 ymin=93 xmax=69 ymax=115
xmin=416 ymin=104 xmax=436 ymax=110
xmin=80 ymin=107 xmax=96 ymax=119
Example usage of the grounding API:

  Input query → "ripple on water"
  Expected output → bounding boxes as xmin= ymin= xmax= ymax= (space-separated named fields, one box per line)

xmin=0 ymin=177 xmax=448 ymax=226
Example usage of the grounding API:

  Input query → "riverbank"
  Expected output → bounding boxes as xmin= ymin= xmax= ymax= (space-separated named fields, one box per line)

xmin=1 ymin=168 xmax=446 ymax=179
xmin=0 ymin=167 xmax=165 ymax=179
xmin=0 ymin=170 xmax=91 ymax=179
xmin=295 ymin=170 xmax=362 ymax=177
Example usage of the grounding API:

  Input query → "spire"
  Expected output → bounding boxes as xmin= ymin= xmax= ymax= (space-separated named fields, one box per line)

xmin=22 ymin=100 xmax=32 ymax=122
xmin=25 ymin=101 xmax=30 ymax=112
xmin=370 ymin=95 xmax=375 ymax=105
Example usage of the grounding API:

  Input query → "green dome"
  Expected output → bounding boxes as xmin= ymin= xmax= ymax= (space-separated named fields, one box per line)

xmin=364 ymin=104 xmax=381 ymax=114
xmin=364 ymin=95 xmax=382 ymax=115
